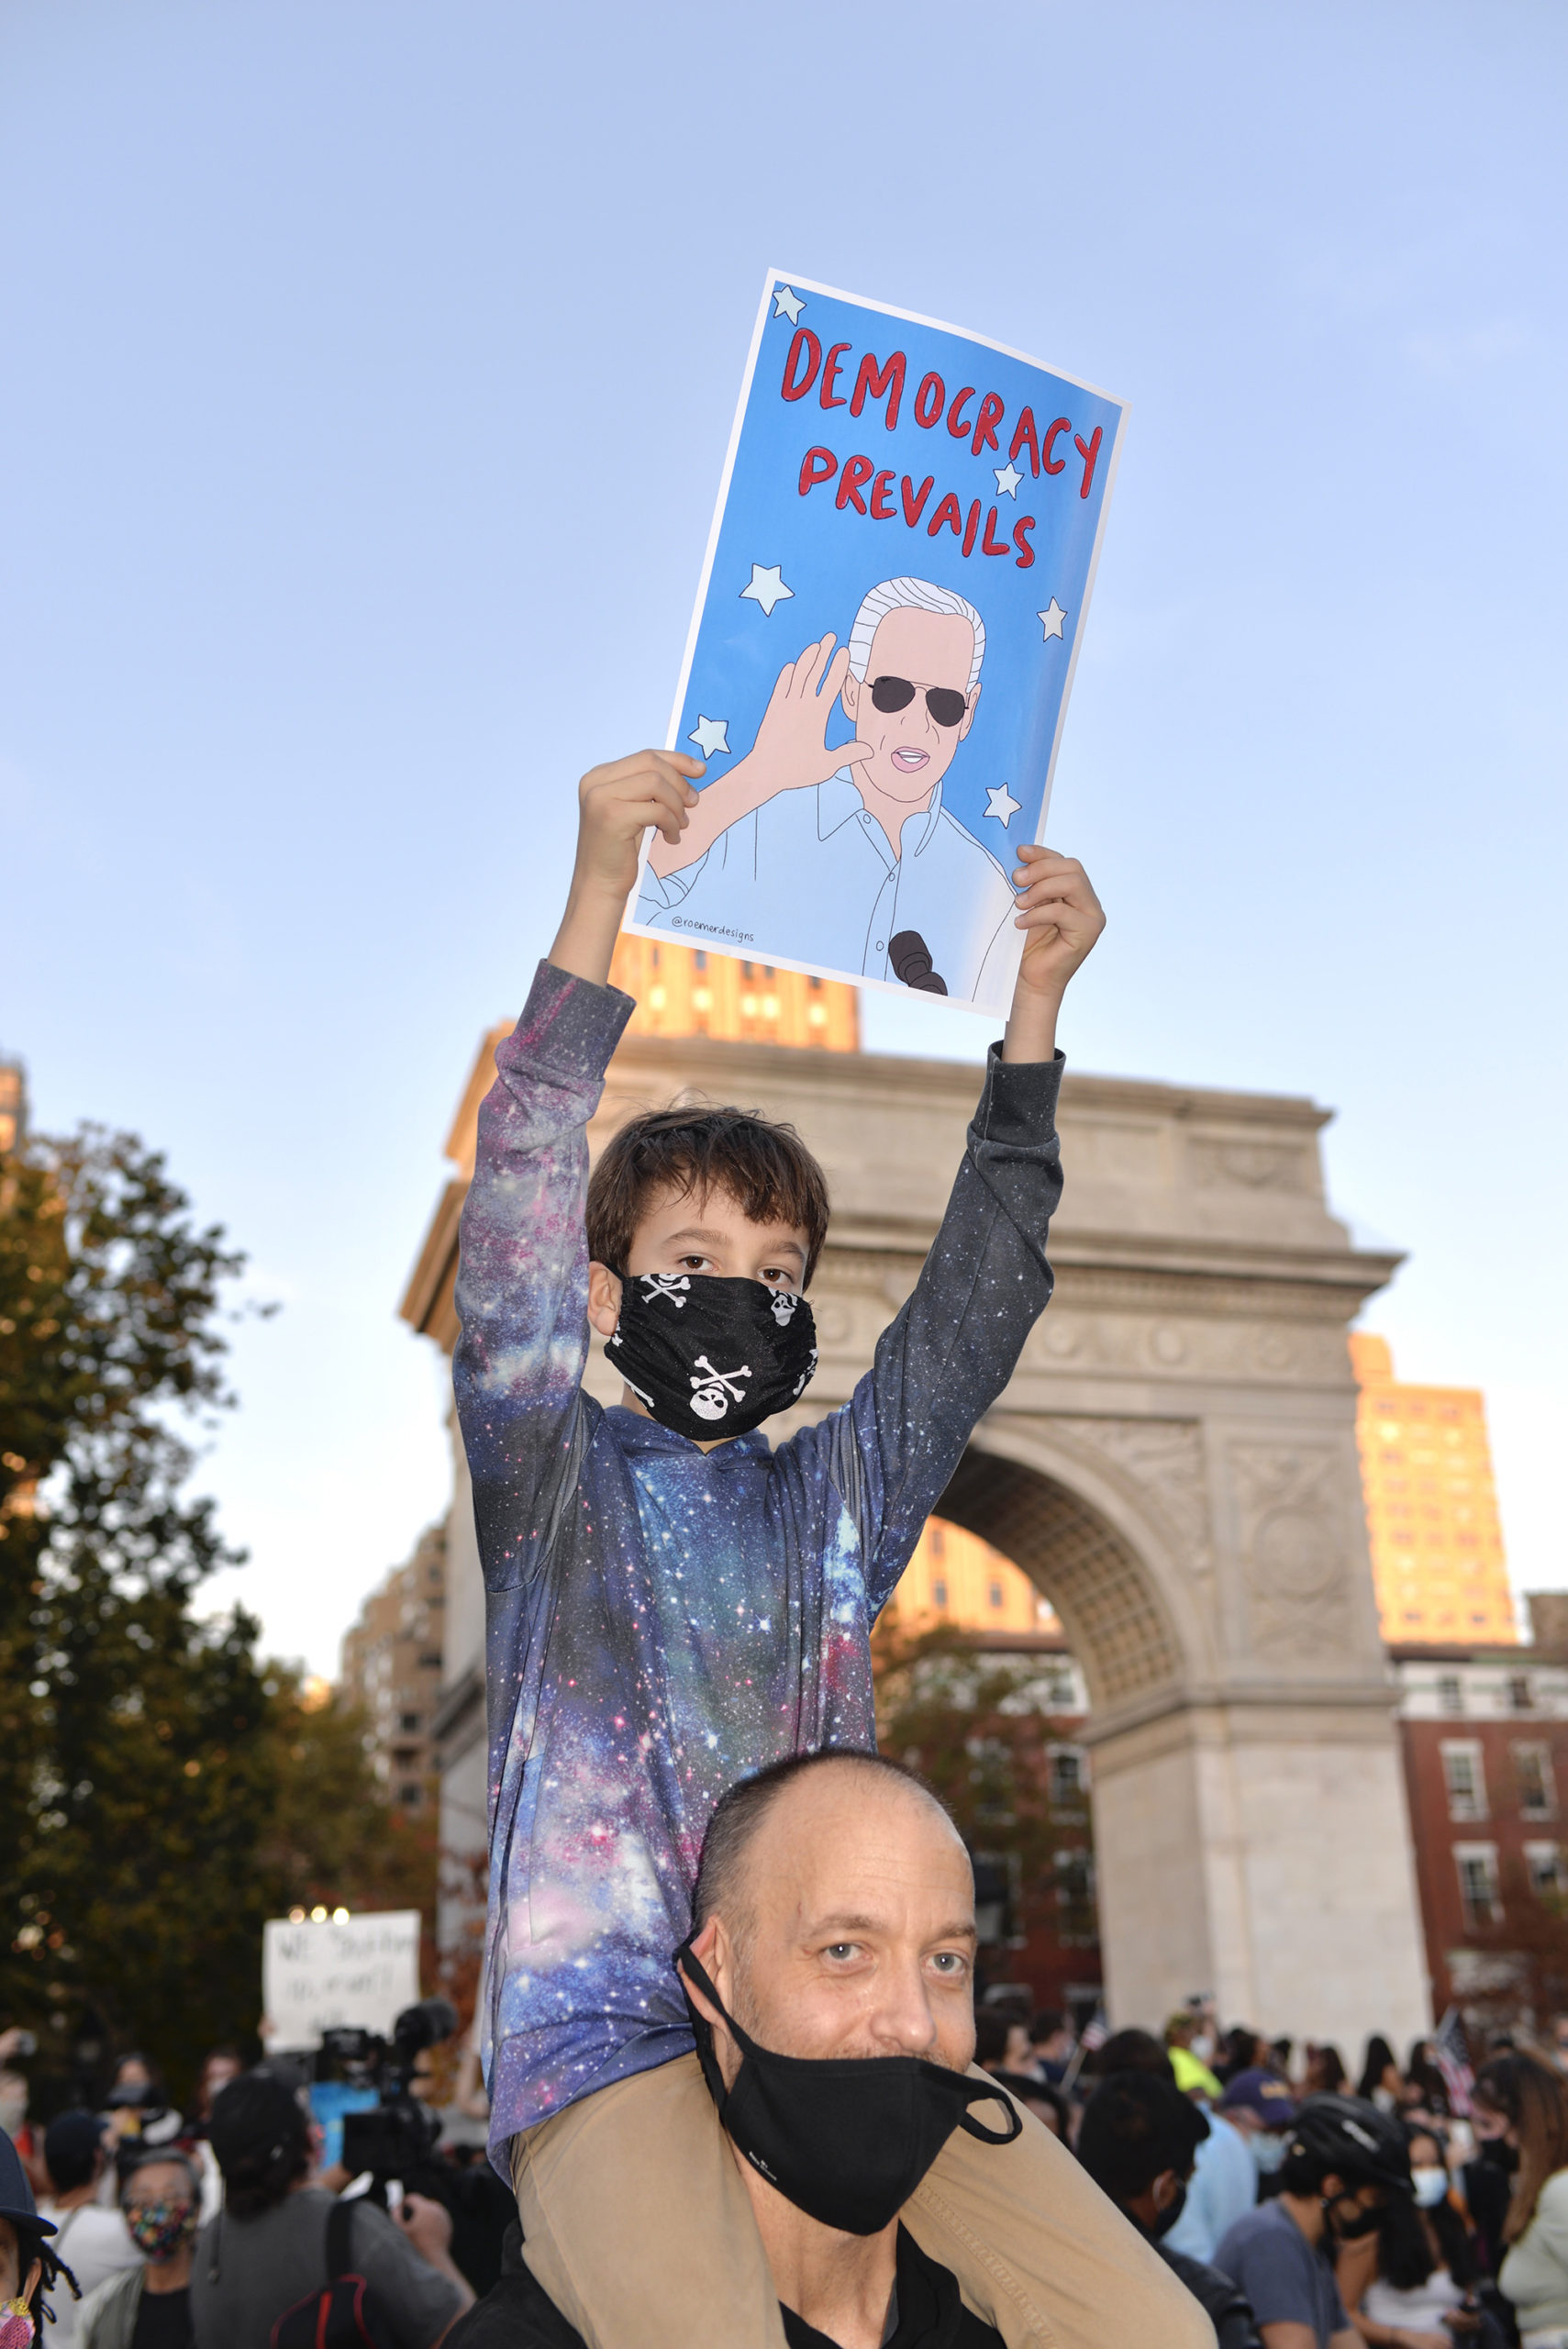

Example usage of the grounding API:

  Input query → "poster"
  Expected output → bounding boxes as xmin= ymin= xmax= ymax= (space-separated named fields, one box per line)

xmin=627 ymin=271 xmax=1128 ymax=1016
xmin=261 ymin=1909 xmax=420 ymax=2053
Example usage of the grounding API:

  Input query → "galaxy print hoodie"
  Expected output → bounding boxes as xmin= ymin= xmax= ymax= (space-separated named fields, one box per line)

xmin=455 ymin=960 xmax=1064 ymax=2154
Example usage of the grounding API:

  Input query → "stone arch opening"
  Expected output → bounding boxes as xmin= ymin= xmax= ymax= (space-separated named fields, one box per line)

xmin=935 ymin=1444 xmax=1183 ymax=1713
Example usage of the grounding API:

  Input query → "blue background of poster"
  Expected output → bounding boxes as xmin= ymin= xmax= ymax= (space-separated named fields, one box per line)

xmin=662 ymin=276 xmax=1125 ymax=925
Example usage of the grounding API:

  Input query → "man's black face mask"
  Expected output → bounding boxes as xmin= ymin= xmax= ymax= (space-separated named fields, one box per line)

xmin=608 ymin=1273 xmax=817 ymax=1441
xmin=673 ymin=1938 xmax=1021 ymax=2238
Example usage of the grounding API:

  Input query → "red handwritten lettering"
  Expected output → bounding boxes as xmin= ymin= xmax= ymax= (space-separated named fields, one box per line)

xmin=927 ymin=491 xmax=964 ymax=539
xmin=1074 ymin=426 xmax=1104 ymax=499
xmin=1042 ymin=417 xmax=1071 ymax=475
xmin=1008 ymin=407 xmax=1041 ymax=478
xmin=914 ymin=372 xmax=946 ymax=429
xmin=901 ymin=473 xmax=935 ymax=527
xmin=869 ymin=468 xmax=897 ymax=520
xmin=972 ymin=392 xmax=1005 ymax=456
xmin=947 ymin=386 xmax=976 ymax=440
xmin=798 ymin=447 xmax=839 ymax=495
xmin=962 ymin=498 xmax=981 ymax=556
xmin=836 ymin=454 xmax=874 ymax=514
xmin=1012 ymin=517 xmax=1036 ymax=568
xmin=820 ymin=340 xmax=852 ymax=410
xmin=850 ymin=351 xmax=906 ymax=431
xmin=782 ymin=329 xmax=822 ymax=402
xmin=981 ymin=506 xmax=1012 ymax=556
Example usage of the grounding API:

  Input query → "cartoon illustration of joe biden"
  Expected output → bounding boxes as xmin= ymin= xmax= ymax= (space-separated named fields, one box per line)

xmin=636 ymin=576 xmax=1017 ymax=1005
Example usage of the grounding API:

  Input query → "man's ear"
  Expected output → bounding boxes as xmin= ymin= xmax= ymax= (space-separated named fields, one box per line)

xmin=840 ymin=669 xmax=862 ymax=720
xmin=1151 ymin=2168 xmax=1181 ymax=2213
xmin=957 ymin=679 xmax=982 ymax=740
xmin=586 ymin=1261 xmax=623 ymax=1338
xmin=678 ymin=1918 xmax=744 ymax=2088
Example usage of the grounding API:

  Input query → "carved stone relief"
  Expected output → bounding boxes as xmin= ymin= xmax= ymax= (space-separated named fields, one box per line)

xmin=1044 ymin=1415 xmax=1214 ymax=1581
xmin=1229 ymin=1442 xmax=1351 ymax=1661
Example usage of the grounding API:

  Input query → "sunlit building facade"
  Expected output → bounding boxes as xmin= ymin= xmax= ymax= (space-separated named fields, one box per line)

xmin=1351 ymin=1333 xmax=1515 ymax=1644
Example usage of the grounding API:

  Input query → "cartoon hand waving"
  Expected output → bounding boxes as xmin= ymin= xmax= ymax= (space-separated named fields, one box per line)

xmin=748 ymin=634 xmax=874 ymax=797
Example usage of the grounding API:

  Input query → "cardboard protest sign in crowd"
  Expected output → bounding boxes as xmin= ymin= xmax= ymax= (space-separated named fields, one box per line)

xmin=628 ymin=271 xmax=1127 ymax=1015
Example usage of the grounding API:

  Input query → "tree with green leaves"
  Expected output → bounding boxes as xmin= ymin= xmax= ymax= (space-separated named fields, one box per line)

xmin=0 ymin=1118 xmax=434 ymax=2108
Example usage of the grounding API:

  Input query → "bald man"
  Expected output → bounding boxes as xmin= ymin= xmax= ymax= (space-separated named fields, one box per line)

xmin=487 ymin=1752 xmax=1210 ymax=2349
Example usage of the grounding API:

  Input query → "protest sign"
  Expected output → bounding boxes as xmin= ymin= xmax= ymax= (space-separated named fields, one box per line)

xmin=628 ymin=271 xmax=1128 ymax=1015
xmin=261 ymin=1909 xmax=420 ymax=2053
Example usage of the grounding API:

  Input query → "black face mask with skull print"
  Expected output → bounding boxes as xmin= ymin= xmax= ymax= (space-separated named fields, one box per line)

xmin=607 ymin=1272 xmax=818 ymax=1441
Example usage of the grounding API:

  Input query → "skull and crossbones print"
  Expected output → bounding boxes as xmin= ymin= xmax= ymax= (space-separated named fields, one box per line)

xmin=687 ymin=1355 xmax=752 ymax=1421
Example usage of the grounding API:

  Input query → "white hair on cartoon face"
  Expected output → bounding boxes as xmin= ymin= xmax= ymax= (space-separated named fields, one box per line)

xmin=846 ymin=577 xmax=985 ymax=690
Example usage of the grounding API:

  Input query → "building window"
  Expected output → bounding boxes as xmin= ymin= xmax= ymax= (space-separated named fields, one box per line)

xmin=1526 ymin=1842 xmax=1563 ymax=1898
xmin=1438 ymin=1675 xmax=1464 ymax=1716
xmin=399 ymin=1784 xmax=422 ymax=1807
xmin=1441 ymin=1742 xmax=1487 ymax=1822
xmin=1454 ymin=1844 xmax=1501 ymax=1928
xmin=988 ymin=1580 xmax=1004 ymax=1610
xmin=931 ymin=1578 xmax=949 ymax=1610
xmin=1515 ymin=1744 xmax=1556 ymax=1820
xmin=400 ymin=1712 xmax=421 ymax=1734
xmin=1049 ymin=1749 xmax=1084 ymax=1803
xmin=1510 ymin=1675 xmax=1535 ymax=1712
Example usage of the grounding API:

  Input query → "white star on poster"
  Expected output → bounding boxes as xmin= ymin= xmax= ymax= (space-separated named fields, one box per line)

xmin=772 ymin=284 xmax=806 ymax=324
xmin=688 ymin=714 xmax=729 ymax=758
xmin=1037 ymin=598 xmax=1068 ymax=640
xmin=984 ymin=783 xmax=1021 ymax=826
xmin=994 ymin=462 xmax=1023 ymax=498
xmin=740 ymin=562 xmax=794 ymax=617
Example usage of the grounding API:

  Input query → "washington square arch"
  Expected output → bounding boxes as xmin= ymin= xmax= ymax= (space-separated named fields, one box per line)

xmin=401 ymin=978 xmax=1432 ymax=2054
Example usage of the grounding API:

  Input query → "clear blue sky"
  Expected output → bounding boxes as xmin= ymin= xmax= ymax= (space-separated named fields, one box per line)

xmin=4 ymin=0 xmax=1563 ymax=1675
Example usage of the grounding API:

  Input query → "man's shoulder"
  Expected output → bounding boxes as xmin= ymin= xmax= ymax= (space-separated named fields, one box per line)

xmin=932 ymin=803 xmax=1011 ymax=886
xmin=1217 ymin=2199 xmax=1298 ymax=2264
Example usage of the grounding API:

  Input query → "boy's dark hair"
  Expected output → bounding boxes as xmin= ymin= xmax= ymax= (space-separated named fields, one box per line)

xmin=1077 ymin=2072 xmax=1208 ymax=2204
xmin=207 ymin=2072 xmax=310 ymax=2219
xmin=1086 ymin=2028 xmax=1173 ymax=2082
xmin=587 ymin=1103 xmax=830 ymax=1286
xmin=974 ymin=2009 xmax=1013 ymax=2068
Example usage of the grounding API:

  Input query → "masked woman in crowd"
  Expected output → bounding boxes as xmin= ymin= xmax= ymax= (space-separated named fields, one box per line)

xmin=1334 ymin=2124 xmax=1501 ymax=2349
xmin=1471 ymin=2050 xmax=1568 ymax=2348
xmin=1359 ymin=2039 xmax=1406 ymax=2117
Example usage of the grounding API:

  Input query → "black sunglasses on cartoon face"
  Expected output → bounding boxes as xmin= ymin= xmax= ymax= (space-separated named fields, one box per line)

xmin=868 ymin=675 xmax=971 ymax=728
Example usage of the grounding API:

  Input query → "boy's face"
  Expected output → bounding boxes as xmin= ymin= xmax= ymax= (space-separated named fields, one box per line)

xmin=587 ymin=1182 xmax=810 ymax=1341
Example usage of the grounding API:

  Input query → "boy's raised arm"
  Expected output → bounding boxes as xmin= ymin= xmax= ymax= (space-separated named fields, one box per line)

xmin=453 ymin=751 xmax=699 ymax=1592
xmin=802 ymin=848 xmax=1106 ymax=1601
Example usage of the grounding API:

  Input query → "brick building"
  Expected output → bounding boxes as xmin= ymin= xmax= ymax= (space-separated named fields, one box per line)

xmin=338 ymin=1524 xmax=447 ymax=1809
xmin=876 ymin=1519 xmax=1100 ymax=2018
xmin=1393 ymin=1607 xmax=1568 ymax=2024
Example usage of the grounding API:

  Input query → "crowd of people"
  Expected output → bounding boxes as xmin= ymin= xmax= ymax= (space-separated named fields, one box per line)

xmin=11 ymin=2007 xmax=1568 ymax=2347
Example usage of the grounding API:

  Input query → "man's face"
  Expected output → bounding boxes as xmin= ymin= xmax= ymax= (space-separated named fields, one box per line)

xmin=840 ymin=608 xmax=979 ymax=809
xmin=692 ymin=1765 xmax=978 ymax=2080
xmin=202 ymin=2055 xmax=240 ymax=2107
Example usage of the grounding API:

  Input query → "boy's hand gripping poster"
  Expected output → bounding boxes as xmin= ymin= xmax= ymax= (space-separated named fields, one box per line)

xmin=628 ymin=271 xmax=1128 ymax=1016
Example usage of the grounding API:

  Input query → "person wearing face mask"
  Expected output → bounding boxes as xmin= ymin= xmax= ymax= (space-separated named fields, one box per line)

xmin=447 ymin=1751 xmax=1207 ymax=2349
xmin=1333 ymin=2128 xmax=1498 ymax=2349
xmin=0 ymin=2125 xmax=79 ymax=2349
xmin=1471 ymin=2050 xmax=1568 ymax=2349
xmin=74 ymin=2154 xmax=202 ymax=2349
xmin=34 ymin=2115 xmax=141 ymax=2343
xmin=1162 ymin=2068 xmax=1268 ymax=2265
xmin=1077 ymin=2071 xmax=1262 ymax=2349
xmin=1462 ymin=2076 xmax=1518 ymax=2280
xmin=1215 ymin=2096 xmax=1415 ymax=2349
xmin=1218 ymin=2070 xmax=1303 ymax=2199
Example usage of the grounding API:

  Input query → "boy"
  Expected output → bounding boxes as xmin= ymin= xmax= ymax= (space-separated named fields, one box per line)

xmin=455 ymin=745 xmax=1106 ymax=2345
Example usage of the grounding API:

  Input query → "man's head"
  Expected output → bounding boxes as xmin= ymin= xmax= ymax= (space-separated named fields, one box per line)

xmin=207 ymin=2071 xmax=310 ymax=2220
xmin=1077 ymin=2072 xmax=1209 ymax=2237
xmin=1279 ymin=2093 xmax=1412 ymax=2240
xmin=682 ymin=1750 xmax=977 ymax=2081
xmin=1030 ymin=2009 xmax=1072 ymax=2065
xmin=197 ymin=2047 xmax=243 ymax=2120
xmin=1089 ymin=2029 xmax=1172 ymax=2082
xmin=586 ymin=1101 xmax=829 ymax=1341
xmin=43 ymin=2110 xmax=106 ymax=2197
xmin=840 ymin=579 xmax=984 ymax=810
xmin=120 ymin=2153 xmax=201 ymax=2265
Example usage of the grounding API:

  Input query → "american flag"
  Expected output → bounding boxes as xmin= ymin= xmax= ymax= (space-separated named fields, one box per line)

xmin=1432 ymin=2006 xmax=1474 ymax=2117
xmin=1080 ymin=2005 xmax=1109 ymax=2053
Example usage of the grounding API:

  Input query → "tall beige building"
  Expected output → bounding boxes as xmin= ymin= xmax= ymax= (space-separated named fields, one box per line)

xmin=338 ymin=1524 xmax=448 ymax=1809
xmin=1350 ymin=1333 xmax=1514 ymax=1645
